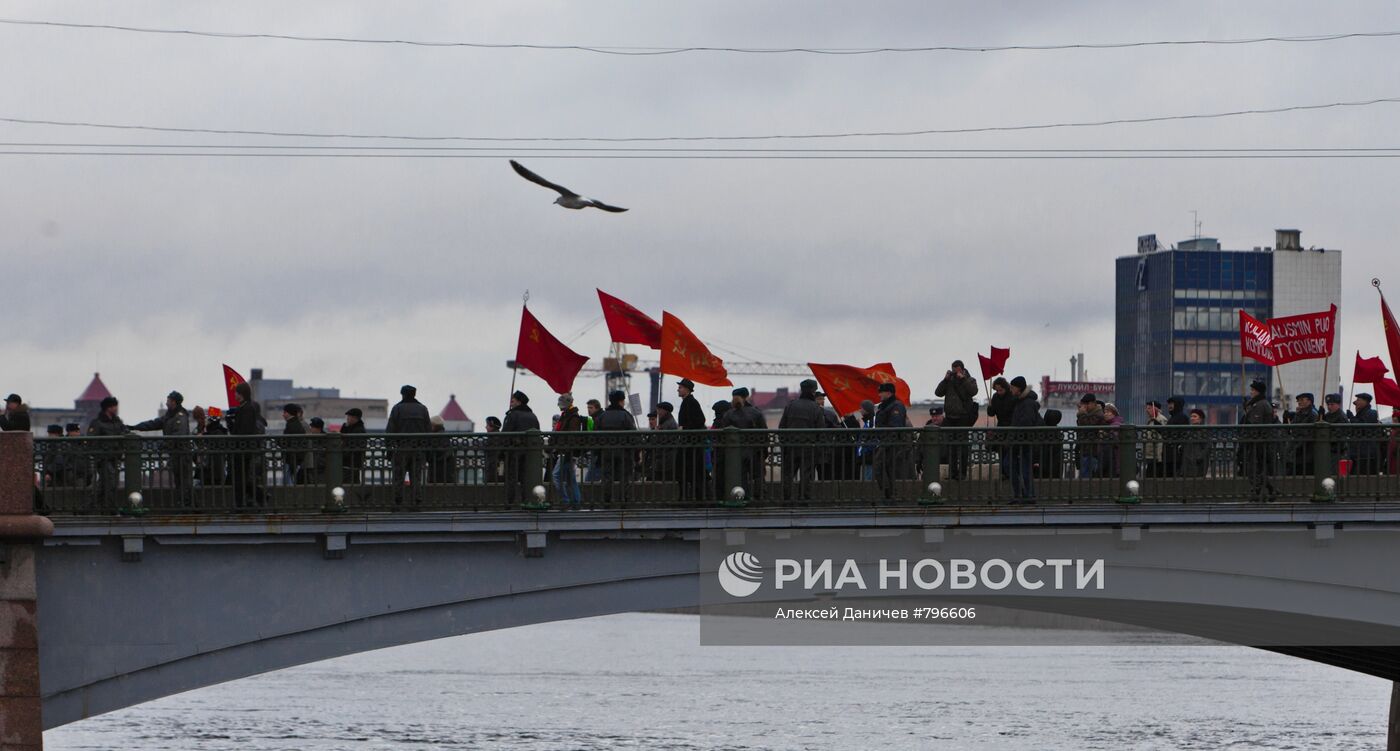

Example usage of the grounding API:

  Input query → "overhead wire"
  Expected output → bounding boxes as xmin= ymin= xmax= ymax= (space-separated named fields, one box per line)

xmin=3 ymin=96 xmax=1400 ymax=142
xmin=3 ymin=17 xmax=1399 ymax=55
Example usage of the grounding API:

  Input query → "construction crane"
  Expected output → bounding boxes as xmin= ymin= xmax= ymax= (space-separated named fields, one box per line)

xmin=507 ymin=351 xmax=810 ymax=412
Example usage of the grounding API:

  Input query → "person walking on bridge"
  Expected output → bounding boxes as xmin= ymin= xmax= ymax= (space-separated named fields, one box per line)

xmin=552 ymin=393 xmax=585 ymax=506
xmin=387 ymin=385 xmax=433 ymax=505
xmin=1007 ymin=377 xmax=1042 ymax=504
xmin=1 ymin=394 xmax=30 ymax=432
xmin=501 ymin=390 xmax=541 ymax=503
xmin=87 ymin=396 xmax=128 ymax=509
xmin=721 ymin=387 xmax=767 ymax=500
xmin=1241 ymin=380 xmax=1278 ymax=503
xmin=675 ymin=379 xmax=708 ymax=501
xmin=597 ymin=390 xmax=637 ymax=502
xmin=130 ymin=391 xmax=193 ymax=499
xmin=779 ymin=379 xmax=826 ymax=501
xmin=935 ymin=360 xmax=979 ymax=481
xmin=873 ymin=382 xmax=910 ymax=500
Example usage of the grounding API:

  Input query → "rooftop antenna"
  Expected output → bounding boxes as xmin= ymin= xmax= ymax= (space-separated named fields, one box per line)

xmin=1191 ymin=210 xmax=1202 ymax=240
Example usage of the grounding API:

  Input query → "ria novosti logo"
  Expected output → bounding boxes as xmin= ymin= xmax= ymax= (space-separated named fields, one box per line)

xmin=717 ymin=551 xmax=764 ymax=597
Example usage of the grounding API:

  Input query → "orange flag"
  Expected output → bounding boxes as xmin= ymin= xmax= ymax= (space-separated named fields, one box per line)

xmin=659 ymin=312 xmax=731 ymax=387
xmin=808 ymin=362 xmax=912 ymax=417
xmin=222 ymin=364 xmax=248 ymax=410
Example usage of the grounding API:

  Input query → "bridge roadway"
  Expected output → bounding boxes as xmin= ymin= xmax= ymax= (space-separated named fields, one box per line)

xmin=34 ymin=500 xmax=1400 ymax=731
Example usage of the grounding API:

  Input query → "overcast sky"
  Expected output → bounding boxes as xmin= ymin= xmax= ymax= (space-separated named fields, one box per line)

xmin=5 ymin=1 xmax=1400 ymax=424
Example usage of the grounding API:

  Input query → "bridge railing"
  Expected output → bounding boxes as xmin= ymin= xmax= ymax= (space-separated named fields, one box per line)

xmin=29 ymin=424 xmax=1400 ymax=514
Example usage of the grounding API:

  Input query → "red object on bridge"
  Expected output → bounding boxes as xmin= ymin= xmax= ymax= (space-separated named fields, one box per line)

xmin=659 ymin=312 xmax=731 ymax=387
xmin=808 ymin=362 xmax=911 ymax=417
xmin=1354 ymin=352 xmax=1390 ymax=384
xmin=1381 ymin=290 xmax=1400 ymax=378
xmin=222 ymin=364 xmax=248 ymax=410
xmin=1374 ymin=376 xmax=1400 ymax=409
xmin=515 ymin=306 xmax=589 ymax=395
xmin=597 ymin=289 xmax=662 ymax=349
xmin=978 ymin=346 xmax=1010 ymax=381
xmin=1239 ymin=305 xmax=1337 ymax=367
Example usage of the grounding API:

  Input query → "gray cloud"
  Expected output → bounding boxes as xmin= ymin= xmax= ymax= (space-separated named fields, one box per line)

xmin=4 ymin=0 xmax=1400 ymax=425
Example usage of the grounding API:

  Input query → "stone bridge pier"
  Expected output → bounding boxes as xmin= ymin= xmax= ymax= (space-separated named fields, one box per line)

xmin=0 ymin=432 xmax=52 ymax=749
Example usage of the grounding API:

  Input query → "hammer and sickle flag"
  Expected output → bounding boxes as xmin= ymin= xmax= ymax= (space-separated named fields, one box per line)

xmin=222 ymin=364 xmax=248 ymax=410
xmin=597 ymin=289 xmax=662 ymax=349
xmin=515 ymin=306 xmax=589 ymax=395
xmin=808 ymin=362 xmax=912 ymax=417
xmin=659 ymin=312 xmax=731 ymax=387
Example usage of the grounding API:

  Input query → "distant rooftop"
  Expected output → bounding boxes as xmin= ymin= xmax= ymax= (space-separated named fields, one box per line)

xmin=76 ymin=372 xmax=112 ymax=403
xmin=440 ymin=394 xmax=470 ymax=422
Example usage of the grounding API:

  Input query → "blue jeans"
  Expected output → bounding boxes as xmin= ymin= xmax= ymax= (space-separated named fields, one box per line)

xmin=553 ymin=457 xmax=581 ymax=505
xmin=1079 ymin=455 xmax=1100 ymax=479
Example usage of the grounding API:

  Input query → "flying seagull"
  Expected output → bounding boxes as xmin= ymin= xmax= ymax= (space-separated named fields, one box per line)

xmin=509 ymin=160 xmax=628 ymax=213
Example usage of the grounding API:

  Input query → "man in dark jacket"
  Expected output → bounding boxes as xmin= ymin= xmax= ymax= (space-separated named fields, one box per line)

xmin=597 ymin=390 xmax=637 ymax=501
xmin=227 ymin=383 xmax=266 ymax=506
xmin=986 ymin=377 xmax=1015 ymax=480
xmin=1290 ymin=392 xmax=1319 ymax=475
xmin=0 ymin=394 xmax=31 ymax=432
xmin=935 ymin=361 xmax=980 ymax=480
xmin=675 ymin=378 xmax=708 ymax=501
xmin=1007 ymin=376 xmax=1041 ymax=503
xmin=130 ymin=391 xmax=193 ymax=497
xmin=1351 ymin=393 xmax=1382 ymax=475
xmin=341 ymin=407 xmax=367 ymax=484
xmin=779 ymin=379 xmax=826 ymax=501
xmin=873 ymin=382 xmax=910 ymax=500
xmin=1075 ymin=394 xmax=1109 ymax=479
xmin=387 ymin=385 xmax=433 ymax=504
xmin=87 ymin=396 xmax=128 ymax=508
xmin=1164 ymin=396 xmax=1190 ymax=477
xmin=718 ymin=388 xmax=767 ymax=499
xmin=552 ymin=393 xmax=585 ymax=505
xmin=1320 ymin=393 xmax=1351 ymax=474
xmin=1241 ymin=380 xmax=1277 ymax=502
xmin=501 ymin=390 xmax=541 ymax=502
xmin=281 ymin=403 xmax=308 ymax=485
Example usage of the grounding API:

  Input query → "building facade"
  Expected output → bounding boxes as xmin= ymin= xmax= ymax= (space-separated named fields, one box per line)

xmin=1115 ymin=230 xmax=1341 ymax=424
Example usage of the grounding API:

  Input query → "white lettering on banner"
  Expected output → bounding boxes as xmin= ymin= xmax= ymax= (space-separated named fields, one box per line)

xmin=835 ymin=560 xmax=866 ymax=590
xmin=1077 ymin=559 xmax=1106 ymax=590
xmin=740 ymin=556 xmax=1107 ymax=594
xmin=1016 ymin=559 xmax=1045 ymax=590
xmin=913 ymin=559 xmax=946 ymax=589
xmin=950 ymin=559 xmax=976 ymax=589
xmin=980 ymin=559 xmax=1014 ymax=590
xmin=880 ymin=559 xmax=907 ymax=590
xmin=774 ymin=607 xmax=838 ymax=620
xmin=775 ymin=559 xmax=801 ymax=589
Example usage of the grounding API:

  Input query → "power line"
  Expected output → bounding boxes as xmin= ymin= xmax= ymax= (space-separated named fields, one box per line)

xmin=5 ymin=151 xmax=1400 ymax=160
xmin=7 ymin=142 xmax=1400 ymax=153
xmin=3 ymin=17 xmax=1399 ymax=55
xmin=3 ymin=95 xmax=1400 ymax=142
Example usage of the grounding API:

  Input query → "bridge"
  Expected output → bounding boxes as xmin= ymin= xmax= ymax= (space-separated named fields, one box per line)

xmin=5 ymin=424 xmax=1400 ymax=747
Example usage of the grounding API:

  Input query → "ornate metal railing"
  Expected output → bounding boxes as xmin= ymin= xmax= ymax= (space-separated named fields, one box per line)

xmin=29 ymin=424 xmax=1400 ymax=515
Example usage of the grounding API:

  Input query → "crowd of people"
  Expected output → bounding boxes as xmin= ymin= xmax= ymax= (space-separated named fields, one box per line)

xmin=9 ymin=362 xmax=1400 ymax=509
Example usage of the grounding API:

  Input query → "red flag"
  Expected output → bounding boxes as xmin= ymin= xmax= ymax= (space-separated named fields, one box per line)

xmin=222 ymin=364 xmax=248 ymax=410
xmin=1374 ymin=377 xmax=1400 ymax=409
xmin=597 ymin=289 xmax=662 ymax=349
xmin=515 ymin=307 xmax=588 ymax=395
xmin=1239 ymin=310 xmax=1276 ymax=366
xmin=1381 ymin=290 xmax=1400 ymax=377
xmin=808 ymin=362 xmax=912 ymax=417
xmin=1354 ymin=352 xmax=1390 ymax=384
xmin=977 ymin=346 xmax=1011 ymax=380
xmin=659 ymin=312 xmax=731 ymax=387
xmin=1265 ymin=305 xmax=1337 ymax=365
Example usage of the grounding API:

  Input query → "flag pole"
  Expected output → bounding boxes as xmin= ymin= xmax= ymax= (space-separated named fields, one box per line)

xmin=1321 ymin=356 xmax=1330 ymax=405
xmin=1275 ymin=365 xmax=1286 ymax=405
xmin=510 ymin=290 xmax=528 ymax=403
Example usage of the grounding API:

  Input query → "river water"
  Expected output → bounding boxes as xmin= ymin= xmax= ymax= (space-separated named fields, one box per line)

xmin=46 ymin=613 xmax=1388 ymax=750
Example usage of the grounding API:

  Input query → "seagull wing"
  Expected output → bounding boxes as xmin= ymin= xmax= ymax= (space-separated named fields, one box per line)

xmin=510 ymin=160 xmax=577 ymax=197
xmin=586 ymin=199 xmax=629 ymax=213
